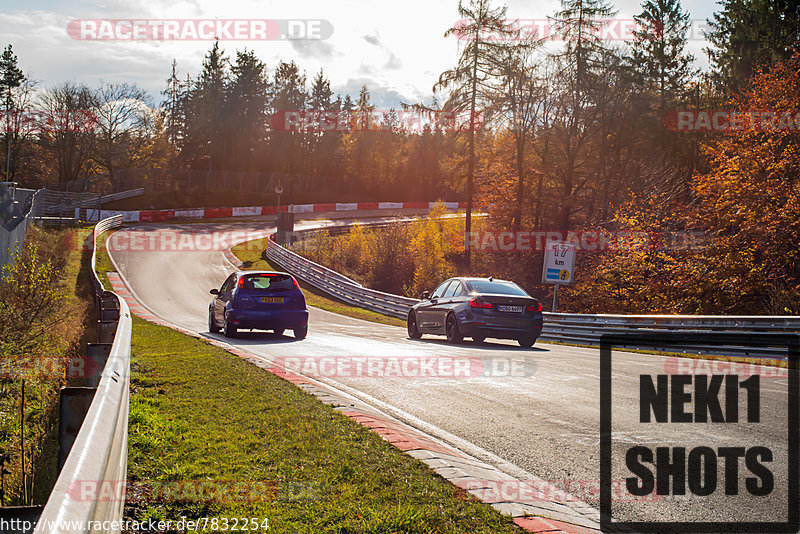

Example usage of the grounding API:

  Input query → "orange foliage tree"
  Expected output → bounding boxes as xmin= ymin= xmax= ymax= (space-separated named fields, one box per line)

xmin=567 ymin=52 xmax=800 ymax=314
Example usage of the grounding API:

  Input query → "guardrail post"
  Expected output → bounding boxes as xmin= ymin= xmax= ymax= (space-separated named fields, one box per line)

xmin=97 ymin=320 xmax=118 ymax=344
xmin=99 ymin=296 xmax=120 ymax=321
xmin=68 ymin=344 xmax=112 ymax=388
xmin=57 ymin=387 xmax=97 ymax=474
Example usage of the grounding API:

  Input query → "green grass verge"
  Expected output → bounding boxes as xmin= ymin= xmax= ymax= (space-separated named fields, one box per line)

xmin=231 ymin=237 xmax=405 ymax=328
xmin=94 ymin=230 xmax=114 ymax=290
xmin=125 ymin=316 xmax=523 ymax=533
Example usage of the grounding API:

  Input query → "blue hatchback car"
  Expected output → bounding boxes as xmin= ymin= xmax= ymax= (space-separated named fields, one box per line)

xmin=209 ymin=271 xmax=309 ymax=339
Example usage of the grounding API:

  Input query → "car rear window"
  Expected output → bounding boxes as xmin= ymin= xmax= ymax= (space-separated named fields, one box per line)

xmin=240 ymin=273 xmax=295 ymax=291
xmin=467 ymin=280 xmax=528 ymax=296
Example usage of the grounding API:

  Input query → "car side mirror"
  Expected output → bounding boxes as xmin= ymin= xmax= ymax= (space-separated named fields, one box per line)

xmin=420 ymin=290 xmax=430 ymax=300
xmin=210 ymin=288 xmax=219 ymax=295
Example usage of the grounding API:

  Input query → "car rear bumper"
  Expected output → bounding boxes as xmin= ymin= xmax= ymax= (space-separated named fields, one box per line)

xmin=228 ymin=309 xmax=308 ymax=330
xmin=458 ymin=316 xmax=543 ymax=340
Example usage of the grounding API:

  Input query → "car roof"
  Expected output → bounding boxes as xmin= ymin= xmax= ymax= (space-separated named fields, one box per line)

xmin=458 ymin=277 xmax=518 ymax=285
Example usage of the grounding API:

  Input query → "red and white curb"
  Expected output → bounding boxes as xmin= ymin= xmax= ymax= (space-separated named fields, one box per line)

xmin=104 ymin=239 xmax=601 ymax=534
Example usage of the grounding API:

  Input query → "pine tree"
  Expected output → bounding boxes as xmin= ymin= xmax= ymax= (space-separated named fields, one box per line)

xmin=1 ymin=45 xmax=25 ymax=180
xmin=549 ymin=0 xmax=617 ymax=229
xmin=162 ymin=59 xmax=186 ymax=150
xmin=436 ymin=0 xmax=517 ymax=268
xmin=188 ymin=40 xmax=229 ymax=170
xmin=705 ymin=0 xmax=800 ymax=91
xmin=269 ymin=61 xmax=307 ymax=174
xmin=630 ymin=0 xmax=695 ymax=113
xmin=550 ymin=0 xmax=617 ymax=97
xmin=227 ymin=49 xmax=268 ymax=170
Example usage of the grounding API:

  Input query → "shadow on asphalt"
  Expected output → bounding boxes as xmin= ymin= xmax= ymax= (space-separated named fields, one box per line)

xmin=407 ymin=337 xmax=548 ymax=352
xmin=205 ymin=331 xmax=303 ymax=344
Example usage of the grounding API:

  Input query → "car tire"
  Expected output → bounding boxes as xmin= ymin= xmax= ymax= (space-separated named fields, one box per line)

xmin=294 ymin=325 xmax=308 ymax=340
xmin=472 ymin=335 xmax=485 ymax=343
xmin=445 ymin=313 xmax=463 ymax=344
xmin=209 ymin=310 xmax=220 ymax=333
xmin=518 ymin=336 xmax=536 ymax=348
xmin=223 ymin=313 xmax=237 ymax=338
xmin=407 ymin=312 xmax=422 ymax=339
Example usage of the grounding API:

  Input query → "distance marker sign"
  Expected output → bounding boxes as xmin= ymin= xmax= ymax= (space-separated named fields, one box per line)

xmin=542 ymin=239 xmax=576 ymax=285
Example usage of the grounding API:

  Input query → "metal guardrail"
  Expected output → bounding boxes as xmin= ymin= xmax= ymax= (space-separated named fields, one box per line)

xmin=266 ymin=233 xmax=419 ymax=319
xmin=43 ymin=188 xmax=145 ymax=216
xmin=266 ymin=229 xmax=800 ymax=360
xmin=34 ymin=215 xmax=130 ymax=533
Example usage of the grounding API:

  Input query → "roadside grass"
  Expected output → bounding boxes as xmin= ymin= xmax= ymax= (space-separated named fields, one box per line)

xmin=231 ymin=237 xmax=405 ymax=328
xmin=124 ymin=316 xmax=523 ymax=533
xmin=94 ymin=230 xmax=114 ymax=289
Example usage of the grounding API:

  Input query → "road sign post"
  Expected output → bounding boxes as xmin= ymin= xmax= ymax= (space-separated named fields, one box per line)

xmin=552 ymin=283 xmax=559 ymax=312
xmin=542 ymin=239 xmax=576 ymax=312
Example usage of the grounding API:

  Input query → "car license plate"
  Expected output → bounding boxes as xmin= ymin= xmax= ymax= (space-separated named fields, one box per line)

xmin=260 ymin=297 xmax=284 ymax=303
xmin=497 ymin=305 xmax=523 ymax=313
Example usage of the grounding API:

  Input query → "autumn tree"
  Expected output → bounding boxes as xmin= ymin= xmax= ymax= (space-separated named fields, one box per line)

xmin=92 ymin=82 xmax=151 ymax=181
xmin=37 ymin=83 xmax=95 ymax=183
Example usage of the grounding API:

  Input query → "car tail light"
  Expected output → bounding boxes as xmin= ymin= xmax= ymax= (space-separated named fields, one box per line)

xmin=470 ymin=297 xmax=492 ymax=309
xmin=526 ymin=302 xmax=542 ymax=312
xmin=292 ymin=277 xmax=300 ymax=289
xmin=237 ymin=277 xmax=244 ymax=288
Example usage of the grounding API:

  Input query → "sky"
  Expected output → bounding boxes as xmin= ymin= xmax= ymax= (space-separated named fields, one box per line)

xmin=0 ymin=0 xmax=721 ymax=109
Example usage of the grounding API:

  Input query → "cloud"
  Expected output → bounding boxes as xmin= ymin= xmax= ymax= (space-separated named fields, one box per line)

xmin=363 ymin=34 xmax=380 ymax=46
xmin=384 ymin=52 xmax=401 ymax=70
xmin=333 ymin=77 xmax=410 ymax=108
xmin=290 ymin=39 xmax=336 ymax=61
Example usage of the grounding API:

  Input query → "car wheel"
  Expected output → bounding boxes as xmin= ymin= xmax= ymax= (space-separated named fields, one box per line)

xmin=294 ymin=325 xmax=308 ymax=340
xmin=209 ymin=310 xmax=220 ymax=333
xmin=472 ymin=335 xmax=485 ymax=343
xmin=223 ymin=312 xmax=237 ymax=338
xmin=407 ymin=312 xmax=422 ymax=339
xmin=445 ymin=313 xmax=463 ymax=344
xmin=518 ymin=336 xmax=536 ymax=348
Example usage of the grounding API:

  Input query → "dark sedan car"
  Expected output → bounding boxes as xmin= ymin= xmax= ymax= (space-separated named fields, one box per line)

xmin=407 ymin=277 xmax=543 ymax=347
xmin=209 ymin=271 xmax=308 ymax=339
